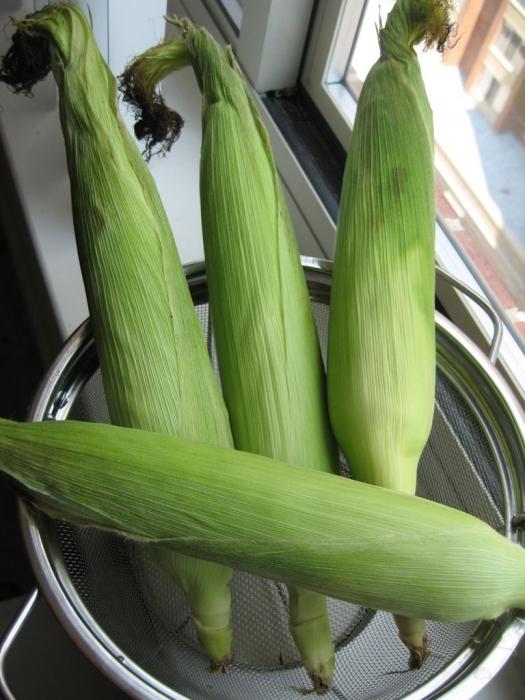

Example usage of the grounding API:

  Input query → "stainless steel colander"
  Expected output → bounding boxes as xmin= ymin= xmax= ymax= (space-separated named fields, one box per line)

xmin=1 ymin=258 xmax=525 ymax=700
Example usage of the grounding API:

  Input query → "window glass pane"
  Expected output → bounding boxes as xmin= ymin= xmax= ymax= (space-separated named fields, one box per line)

xmin=495 ymin=21 xmax=524 ymax=65
xmin=211 ymin=0 xmax=243 ymax=33
xmin=495 ymin=23 xmax=512 ymax=57
xmin=341 ymin=0 xmax=525 ymax=346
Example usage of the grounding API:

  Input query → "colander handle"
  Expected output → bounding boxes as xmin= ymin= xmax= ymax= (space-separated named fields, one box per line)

xmin=436 ymin=266 xmax=503 ymax=364
xmin=0 ymin=588 xmax=39 ymax=700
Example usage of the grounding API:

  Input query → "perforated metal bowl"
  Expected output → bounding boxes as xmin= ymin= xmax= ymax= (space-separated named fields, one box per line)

xmin=3 ymin=258 xmax=525 ymax=700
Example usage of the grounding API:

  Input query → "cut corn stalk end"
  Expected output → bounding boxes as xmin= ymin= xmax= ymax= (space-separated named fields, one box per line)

xmin=394 ymin=614 xmax=429 ymax=669
xmin=409 ymin=643 xmax=429 ymax=671
xmin=148 ymin=546 xmax=233 ymax=669
xmin=290 ymin=629 xmax=334 ymax=691
xmin=192 ymin=619 xmax=233 ymax=671
xmin=288 ymin=586 xmax=335 ymax=689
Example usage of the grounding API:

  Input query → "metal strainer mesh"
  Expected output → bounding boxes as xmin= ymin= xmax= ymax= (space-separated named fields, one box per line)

xmin=31 ymin=286 xmax=512 ymax=700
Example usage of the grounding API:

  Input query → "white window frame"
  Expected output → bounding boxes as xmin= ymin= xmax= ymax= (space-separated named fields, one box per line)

xmin=169 ymin=0 xmax=525 ymax=403
xmin=180 ymin=0 xmax=314 ymax=92
xmin=301 ymin=0 xmax=365 ymax=149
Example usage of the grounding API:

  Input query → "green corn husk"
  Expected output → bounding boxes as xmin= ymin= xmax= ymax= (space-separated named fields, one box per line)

xmin=2 ymin=417 xmax=525 ymax=624
xmin=122 ymin=20 xmax=338 ymax=690
xmin=328 ymin=0 xmax=453 ymax=667
xmin=0 ymin=4 xmax=234 ymax=668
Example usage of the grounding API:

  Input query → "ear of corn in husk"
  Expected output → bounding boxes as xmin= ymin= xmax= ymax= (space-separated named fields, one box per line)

xmin=122 ymin=20 xmax=338 ymax=690
xmin=0 ymin=4 xmax=234 ymax=668
xmin=1 ymin=417 xmax=525 ymax=625
xmin=328 ymin=0 xmax=453 ymax=667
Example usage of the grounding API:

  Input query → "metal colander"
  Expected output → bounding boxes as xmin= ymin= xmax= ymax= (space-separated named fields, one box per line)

xmin=3 ymin=258 xmax=525 ymax=700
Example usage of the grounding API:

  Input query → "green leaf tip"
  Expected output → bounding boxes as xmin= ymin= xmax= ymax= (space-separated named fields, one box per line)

xmin=165 ymin=15 xmax=192 ymax=35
